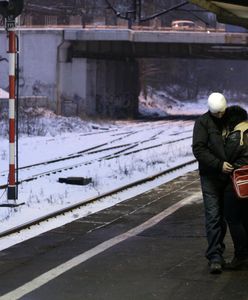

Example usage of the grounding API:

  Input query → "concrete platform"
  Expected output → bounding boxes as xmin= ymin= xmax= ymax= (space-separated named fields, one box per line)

xmin=0 ymin=171 xmax=247 ymax=300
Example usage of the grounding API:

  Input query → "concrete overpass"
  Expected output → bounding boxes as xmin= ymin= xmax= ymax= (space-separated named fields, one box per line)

xmin=1 ymin=27 xmax=247 ymax=118
xmin=56 ymin=28 xmax=248 ymax=117
xmin=64 ymin=28 xmax=248 ymax=60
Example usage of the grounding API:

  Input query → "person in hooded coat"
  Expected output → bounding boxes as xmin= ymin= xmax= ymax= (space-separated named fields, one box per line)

xmin=223 ymin=105 xmax=248 ymax=269
xmin=192 ymin=92 xmax=233 ymax=274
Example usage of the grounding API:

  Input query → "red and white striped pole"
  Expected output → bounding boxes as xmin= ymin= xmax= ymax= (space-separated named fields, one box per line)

xmin=7 ymin=28 xmax=16 ymax=200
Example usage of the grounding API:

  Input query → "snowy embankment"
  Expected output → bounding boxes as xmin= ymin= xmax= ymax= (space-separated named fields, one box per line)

xmin=0 ymin=107 xmax=196 ymax=237
xmin=139 ymin=89 xmax=248 ymax=117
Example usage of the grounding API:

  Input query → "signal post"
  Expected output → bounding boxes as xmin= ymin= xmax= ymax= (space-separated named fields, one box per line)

xmin=0 ymin=0 xmax=23 ymax=200
xmin=7 ymin=17 xmax=16 ymax=199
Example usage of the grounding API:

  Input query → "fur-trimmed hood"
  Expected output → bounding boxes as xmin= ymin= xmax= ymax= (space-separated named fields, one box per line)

xmin=233 ymin=121 xmax=248 ymax=145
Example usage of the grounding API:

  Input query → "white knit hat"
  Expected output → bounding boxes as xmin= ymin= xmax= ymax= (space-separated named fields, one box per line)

xmin=208 ymin=92 xmax=227 ymax=113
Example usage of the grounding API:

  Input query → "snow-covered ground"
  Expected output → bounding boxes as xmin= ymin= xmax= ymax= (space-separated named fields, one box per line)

xmin=139 ymin=90 xmax=248 ymax=117
xmin=0 ymin=118 xmax=195 ymax=227
xmin=0 ymin=92 xmax=247 ymax=250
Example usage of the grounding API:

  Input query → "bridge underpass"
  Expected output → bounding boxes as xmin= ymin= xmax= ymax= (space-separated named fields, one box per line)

xmin=2 ymin=29 xmax=245 ymax=119
xmin=57 ymin=29 xmax=248 ymax=118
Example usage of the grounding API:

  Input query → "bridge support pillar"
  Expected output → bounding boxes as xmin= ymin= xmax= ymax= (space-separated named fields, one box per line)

xmin=94 ymin=58 xmax=140 ymax=118
xmin=58 ymin=52 xmax=140 ymax=118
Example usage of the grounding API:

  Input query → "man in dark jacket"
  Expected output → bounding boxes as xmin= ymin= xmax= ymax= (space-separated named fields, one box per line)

xmin=224 ymin=105 xmax=248 ymax=269
xmin=192 ymin=92 xmax=233 ymax=274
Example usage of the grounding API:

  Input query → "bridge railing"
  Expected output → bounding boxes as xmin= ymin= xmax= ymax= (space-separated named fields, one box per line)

xmin=1 ymin=23 xmax=226 ymax=33
xmin=0 ymin=14 xmax=233 ymax=33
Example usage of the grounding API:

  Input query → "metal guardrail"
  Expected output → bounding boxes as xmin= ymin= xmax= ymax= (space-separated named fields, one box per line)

xmin=0 ymin=23 xmax=227 ymax=33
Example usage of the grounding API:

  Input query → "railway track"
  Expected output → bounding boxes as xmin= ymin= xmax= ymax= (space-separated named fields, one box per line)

xmin=0 ymin=124 xmax=190 ymax=175
xmin=0 ymin=134 xmax=192 ymax=188
xmin=0 ymin=159 xmax=197 ymax=239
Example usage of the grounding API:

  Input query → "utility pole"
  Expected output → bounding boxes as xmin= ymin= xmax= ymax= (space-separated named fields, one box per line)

xmin=127 ymin=0 xmax=136 ymax=29
xmin=136 ymin=0 xmax=141 ymax=24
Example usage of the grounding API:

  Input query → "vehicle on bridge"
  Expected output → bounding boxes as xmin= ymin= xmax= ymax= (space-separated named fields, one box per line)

xmin=171 ymin=20 xmax=197 ymax=30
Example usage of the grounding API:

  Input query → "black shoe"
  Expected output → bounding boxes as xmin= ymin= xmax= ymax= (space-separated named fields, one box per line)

xmin=219 ymin=257 xmax=226 ymax=267
xmin=225 ymin=256 xmax=248 ymax=270
xmin=209 ymin=262 xmax=222 ymax=274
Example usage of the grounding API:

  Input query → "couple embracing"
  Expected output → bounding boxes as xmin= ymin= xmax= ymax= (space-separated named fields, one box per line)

xmin=193 ymin=92 xmax=248 ymax=274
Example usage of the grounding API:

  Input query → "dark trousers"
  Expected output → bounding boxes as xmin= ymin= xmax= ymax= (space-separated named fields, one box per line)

xmin=200 ymin=175 xmax=227 ymax=262
xmin=224 ymin=181 xmax=248 ymax=258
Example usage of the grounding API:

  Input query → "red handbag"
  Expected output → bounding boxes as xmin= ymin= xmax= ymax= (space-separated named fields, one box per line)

xmin=232 ymin=165 xmax=248 ymax=199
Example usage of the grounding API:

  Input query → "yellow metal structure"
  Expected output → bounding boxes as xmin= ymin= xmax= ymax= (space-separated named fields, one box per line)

xmin=189 ymin=1 xmax=248 ymax=28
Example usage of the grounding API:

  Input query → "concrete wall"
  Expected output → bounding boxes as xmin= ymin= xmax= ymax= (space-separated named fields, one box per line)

xmin=0 ymin=30 xmax=63 ymax=111
xmin=58 ymin=56 xmax=88 ymax=116
xmin=20 ymin=31 xmax=63 ymax=111
xmin=0 ymin=31 xmax=9 ymax=91
xmin=0 ymin=29 xmax=140 ymax=118
xmin=58 ymin=56 xmax=139 ymax=118
xmin=94 ymin=59 xmax=140 ymax=118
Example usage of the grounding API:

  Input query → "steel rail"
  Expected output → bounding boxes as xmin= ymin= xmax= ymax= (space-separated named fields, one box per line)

xmin=0 ymin=159 xmax=197 ymax=238
xmin=0 ymin=135 xmax=192 ymax=188
xmin=0 ymin=126 xmax=167 ymax=174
